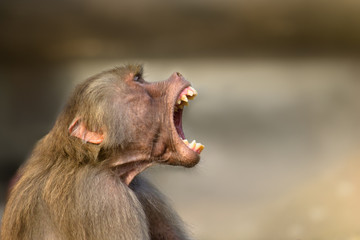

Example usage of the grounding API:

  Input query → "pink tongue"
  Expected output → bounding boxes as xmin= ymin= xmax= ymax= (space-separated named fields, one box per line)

xmin=174 ymin=109 xmax=185 ymax=139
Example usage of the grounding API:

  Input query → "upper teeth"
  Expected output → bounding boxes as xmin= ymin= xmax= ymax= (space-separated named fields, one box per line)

xmin=181 ymin=94 xmax=188 ymax=102
xmin=175 ymin=86 xmax=197 ymax=111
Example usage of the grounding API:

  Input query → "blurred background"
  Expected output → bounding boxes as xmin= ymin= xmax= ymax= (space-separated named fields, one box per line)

xmin=1 ymin=0 xmax=360 ymax=239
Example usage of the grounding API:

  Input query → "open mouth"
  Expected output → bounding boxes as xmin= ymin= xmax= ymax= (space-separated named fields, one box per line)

xmin=173 ymin=86 xmax=204 ymax=154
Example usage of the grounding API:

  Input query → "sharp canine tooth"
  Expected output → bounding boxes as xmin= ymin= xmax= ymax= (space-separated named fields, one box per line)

xmin=182 ymin=139 xmax=189 ymax=145
xmin=181 ymin=94 xmax=188 ymax=102
xmin=187 ymin=89 xmax=194 ymax=96
xmin=189 ymin=140 xmax=196 ymax=149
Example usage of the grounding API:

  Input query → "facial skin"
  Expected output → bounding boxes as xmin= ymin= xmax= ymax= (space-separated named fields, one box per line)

xmin=1 ymin=64 xmax=204 ymax=240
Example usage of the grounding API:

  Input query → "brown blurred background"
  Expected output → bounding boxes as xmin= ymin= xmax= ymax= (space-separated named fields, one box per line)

xmin=1 ymin=0 xmax=360 ymax=239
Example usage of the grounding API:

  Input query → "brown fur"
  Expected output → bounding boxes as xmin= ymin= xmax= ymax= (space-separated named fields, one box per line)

xmin=1 ymin=65 xmax=199 ymax=240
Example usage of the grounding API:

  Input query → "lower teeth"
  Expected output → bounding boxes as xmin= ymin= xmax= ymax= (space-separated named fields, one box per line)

xmin=182 ymin=139 xmax=205 ymax=153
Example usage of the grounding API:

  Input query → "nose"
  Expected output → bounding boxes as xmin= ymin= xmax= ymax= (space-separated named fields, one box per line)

xmin=171 ymin=71 xmax=184 ymax=79
xmin=175 ymin=72 xmax=182 ymax=78
xmin=168 ymin=72 xmax=187 ymax=83
xmin=146 ymin=72 xmax=190 ymax=98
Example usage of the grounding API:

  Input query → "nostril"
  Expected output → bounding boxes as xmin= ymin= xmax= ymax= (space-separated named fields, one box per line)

xmin=168 ymin=72 xmax=188 ymax=84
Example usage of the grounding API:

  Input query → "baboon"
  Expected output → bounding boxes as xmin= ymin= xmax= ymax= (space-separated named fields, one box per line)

xmin=1 ymin=64 xmax=204 ymax=240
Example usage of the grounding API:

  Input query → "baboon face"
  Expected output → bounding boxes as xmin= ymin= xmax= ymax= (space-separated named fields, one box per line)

xmin=68 ymin=65 xmax=204 ymax=171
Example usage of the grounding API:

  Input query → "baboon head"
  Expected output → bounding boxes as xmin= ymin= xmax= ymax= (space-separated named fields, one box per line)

xmin=62 ymin=65 xmax=204 ymax=183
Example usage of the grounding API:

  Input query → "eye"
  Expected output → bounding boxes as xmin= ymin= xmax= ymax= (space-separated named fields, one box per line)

xmin=133 ymin=74 xmax=141 ymax=82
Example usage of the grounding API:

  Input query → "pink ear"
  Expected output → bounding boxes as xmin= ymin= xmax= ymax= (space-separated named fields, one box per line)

xmin=68 ymin=118 xmax=104 ymax=144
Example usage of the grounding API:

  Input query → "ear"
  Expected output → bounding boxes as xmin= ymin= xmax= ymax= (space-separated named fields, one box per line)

xmin=68 ymin=118 xmax=104 ymax=144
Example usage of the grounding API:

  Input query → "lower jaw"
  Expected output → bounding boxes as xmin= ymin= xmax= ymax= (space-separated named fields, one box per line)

xmin=169 ymin=141 xmax=201 ymax=167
